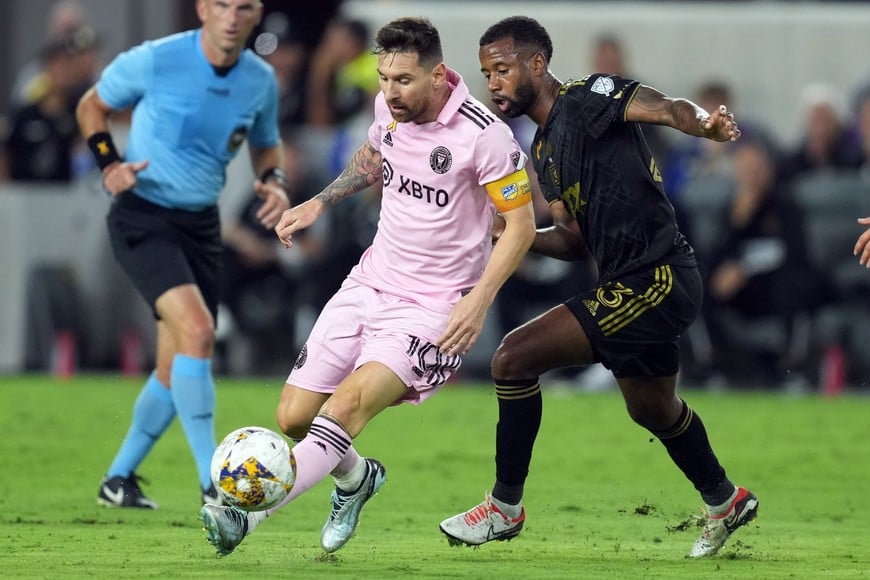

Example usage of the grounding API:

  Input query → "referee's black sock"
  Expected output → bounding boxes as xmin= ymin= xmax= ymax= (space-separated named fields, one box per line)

xmin=651 ymin=399 xmax=735 ymax=506
xmin=492 ymin=378 xmax=542 ymax=506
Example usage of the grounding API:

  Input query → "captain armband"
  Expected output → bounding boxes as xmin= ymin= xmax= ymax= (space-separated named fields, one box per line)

xmin=260 ymin=167 xmax=291 ymax=192
xmin=86 ymin=132 xmax=122 ymax=171
xmin=484 ymin=168 xmax=532 ymax=213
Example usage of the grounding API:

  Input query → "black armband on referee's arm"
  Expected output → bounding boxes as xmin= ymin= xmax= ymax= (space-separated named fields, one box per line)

xmin=260 ymin=167 xmax=290 ymax=191
xmin=87 ymin=132 xmax=122 ymax=171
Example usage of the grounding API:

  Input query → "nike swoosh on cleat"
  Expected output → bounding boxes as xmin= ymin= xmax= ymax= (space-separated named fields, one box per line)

xmin=102 ymin=485 xmax=124 ymax=505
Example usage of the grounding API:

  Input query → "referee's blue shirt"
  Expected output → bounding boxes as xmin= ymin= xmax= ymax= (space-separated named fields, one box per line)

xmin=97 ymin=29 xmax=279 ymax=211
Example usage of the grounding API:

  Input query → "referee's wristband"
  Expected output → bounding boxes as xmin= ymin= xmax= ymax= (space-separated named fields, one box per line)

xmin=87 ymin=132 xmax=122 ymax=171
xmin=260 ymin=167 xmax=290 ymax=191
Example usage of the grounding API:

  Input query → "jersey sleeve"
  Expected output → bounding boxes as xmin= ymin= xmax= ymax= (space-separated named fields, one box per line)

xmin=475 ymin=122 xmax=532 ymax=212
xmin=367 ymin=93 xmax=388 ymax=153
xmin=96 ymin=42 xmax=153 ymax=110
xmin=571 ymin=73 xmax=640 ymax=139
xmin=248 ymin=70 xmax=280 ymax=149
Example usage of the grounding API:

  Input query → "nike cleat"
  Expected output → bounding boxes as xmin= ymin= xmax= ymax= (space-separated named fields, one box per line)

xmin=689 ymin=486 xmax=759 ymax=557
xmin=439 ymin=494 xmax=525 ymax=546
xmin=97 ymin=474 xmax=158 ymax=509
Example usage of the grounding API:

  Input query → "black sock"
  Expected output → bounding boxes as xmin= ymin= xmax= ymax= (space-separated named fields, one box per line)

xmin=651 ymin=400 xmax=734 ymax=506
xmin=492 ymin=378 xmax=542 ymax=505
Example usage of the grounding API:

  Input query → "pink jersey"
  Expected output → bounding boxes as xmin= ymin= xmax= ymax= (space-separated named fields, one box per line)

xmin=348 ymin=68 xmax=527 ymax=314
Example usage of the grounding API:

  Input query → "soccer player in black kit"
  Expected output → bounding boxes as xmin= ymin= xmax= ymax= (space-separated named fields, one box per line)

xmin=439 ymin=16 xmax=758 ymax=558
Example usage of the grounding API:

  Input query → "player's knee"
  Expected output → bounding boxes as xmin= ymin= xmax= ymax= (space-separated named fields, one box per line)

xmin=177 ymin=319 xmax=215 ymax=356
xmin=491 ymin=332 xmax=528 ymax=379
xmin=319 ymin=396 xmax=363 ymax=436
xmin=275 ymin=405 xmax=312 ymax=440
xmin=625 ymin=402 xmax=654 ymax=428
xmin=624 ymin=400 xmax=674 ymax=431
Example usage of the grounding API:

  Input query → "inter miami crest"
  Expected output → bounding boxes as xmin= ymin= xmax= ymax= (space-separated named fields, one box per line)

xmin=227 ymin=126 xmax=248 ymax=153
xmin=429 ymin=146 xmax=452 ymax=174
xmin=293 ymin=344 xmax=308 ymax=370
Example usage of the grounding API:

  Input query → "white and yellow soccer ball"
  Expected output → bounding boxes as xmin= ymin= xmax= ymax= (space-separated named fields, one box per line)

xmin=210 ymin=426 xmax=296 ymax=511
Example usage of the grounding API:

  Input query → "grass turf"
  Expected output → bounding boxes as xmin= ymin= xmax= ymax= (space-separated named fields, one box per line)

xmin=1 ymin=374 xmax=868 ymax=578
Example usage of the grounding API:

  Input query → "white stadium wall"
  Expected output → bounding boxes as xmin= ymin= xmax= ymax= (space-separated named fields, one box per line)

xmin=344 ymin=1 xmax=870 ymax=148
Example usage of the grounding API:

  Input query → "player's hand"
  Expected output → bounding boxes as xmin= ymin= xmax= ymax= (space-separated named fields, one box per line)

xmin=701 ymin=104 xmax=741 ymax=142
xmin=854 ymin=217 xmax=870 ymax=267
xmin=102 ymin=160 xmax=149 ymax=196
xmin=254 ymin=179 xmax=290 ymax=229
xmin=275 ymin=197 xmax=324 ymax=249
xmin=437 ymin=289 xmax=491 ymax=357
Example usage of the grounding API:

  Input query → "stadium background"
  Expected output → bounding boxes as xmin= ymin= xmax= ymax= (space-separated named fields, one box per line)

xmin=2 ymin=1 xmax=870 ymax=388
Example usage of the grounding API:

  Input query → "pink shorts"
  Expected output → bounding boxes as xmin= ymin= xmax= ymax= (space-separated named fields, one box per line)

xmin=286 ymin=280 xmax=462 ymax=404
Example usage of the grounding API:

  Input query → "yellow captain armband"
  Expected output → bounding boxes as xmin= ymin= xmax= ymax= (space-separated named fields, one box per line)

xmin=484 ymin=168 xmax=533 ymax=212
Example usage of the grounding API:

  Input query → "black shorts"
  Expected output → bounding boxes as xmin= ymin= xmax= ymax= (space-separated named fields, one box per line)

xmin=565 ymin=264 xmax=702 ymax=378
xmin=106 ymin=191 xmax=222 ymax=320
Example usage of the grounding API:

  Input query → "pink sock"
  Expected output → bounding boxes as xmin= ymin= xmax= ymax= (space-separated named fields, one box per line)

xmin=263 ymin=415 xmax=351 ymax=516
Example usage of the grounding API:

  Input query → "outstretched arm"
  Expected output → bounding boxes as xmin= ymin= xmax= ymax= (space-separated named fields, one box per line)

xmin=626 ymin=84 xmax=740 ymax=142
xmin=275 ymin=141 xmax=382 ymax=248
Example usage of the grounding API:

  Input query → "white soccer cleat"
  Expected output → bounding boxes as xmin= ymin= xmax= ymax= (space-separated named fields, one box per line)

xmin=200 ymin=504 xmax=249 ymax=556
xmin=689 ymin=486 xmax=759 ymax=557
xmin=439 ymin=494 xmax=525 ymax=546
xmin=320 ymin=458 xmax=387 ymax=553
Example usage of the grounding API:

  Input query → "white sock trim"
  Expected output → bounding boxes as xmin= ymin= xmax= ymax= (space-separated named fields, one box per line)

xmin=707 ymin=486 xmax=739 ymax=516
xmin=333 ymin=456 xmax=367 ymax=492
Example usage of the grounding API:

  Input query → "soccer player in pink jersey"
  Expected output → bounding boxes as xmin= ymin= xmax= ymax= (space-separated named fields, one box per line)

xmin=201 ymin=17 xmax=536 ymax=555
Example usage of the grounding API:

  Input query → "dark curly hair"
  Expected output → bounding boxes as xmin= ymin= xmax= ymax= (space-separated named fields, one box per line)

xmin=479 ymin=16 xmax=553 ymax=63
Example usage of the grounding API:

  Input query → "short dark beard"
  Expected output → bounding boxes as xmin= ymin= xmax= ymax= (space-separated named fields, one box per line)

xmin=501 ymin=79 xmax=535 ymax=118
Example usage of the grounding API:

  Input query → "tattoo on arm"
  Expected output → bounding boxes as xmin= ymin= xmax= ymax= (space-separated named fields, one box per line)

xmin=316 ymin=143 xmax=383 ymax=207
xmin=632 ymin=86 xmax=668 ymax=119
xmin=631 ymin=86 xmax=706 ymax=136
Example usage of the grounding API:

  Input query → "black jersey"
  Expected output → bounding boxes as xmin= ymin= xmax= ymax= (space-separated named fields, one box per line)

xmin=531 ymin=74 xmax=696 ymax=283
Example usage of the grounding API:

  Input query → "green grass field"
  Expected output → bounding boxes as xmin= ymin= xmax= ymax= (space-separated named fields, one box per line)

xmin=1 ymin=374 xmax=868 ymax=578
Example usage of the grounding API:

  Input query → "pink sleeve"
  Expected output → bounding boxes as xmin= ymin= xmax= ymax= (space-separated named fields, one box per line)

xmin=474 ymin=122 xmax=528 ymax=186
xmin=367 ymin=93 xmax=387 ymax=152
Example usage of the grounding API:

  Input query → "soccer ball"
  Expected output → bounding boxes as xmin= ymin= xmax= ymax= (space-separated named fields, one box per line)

xmin=210 ymin=426 xmax=296 ymax=511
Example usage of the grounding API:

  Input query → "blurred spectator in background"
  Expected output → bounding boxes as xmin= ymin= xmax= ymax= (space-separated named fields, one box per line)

xmin=257 ymin=0 xmax=343 ymax=55
xmin=590 ymin=32 xmax=671 ymax=163
xmin=662 ymin=80 xmax=743 ymax=244
xmin=778 ymin=83 xmax=862 ymax=184
xmin=700 ymin=137 xmax=820 ymax=387
xmin=220 ymin=141 xmax=301 ymax=375
xmin=306 ymin=18 xmax=379 ymax=128
xmin=850 ymin=86 xmax=870 ymax=181
xmin=9 ymin=1 xmax=92 ymax=107
xmin=220 ymin=137 xmax=375 ymax=375
xmin=0 ymin=27 xmax=99 ymax=182
xmin=300 ymin=16 xmax=379 ymax=194
xmin=252 ymin=11 xmax=309 ymax=134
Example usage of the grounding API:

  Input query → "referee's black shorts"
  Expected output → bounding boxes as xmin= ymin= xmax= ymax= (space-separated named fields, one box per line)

xmin=106 ymin=191 xmax=222 ymax=320
xmin=565 ymin=264 xmax=702 ymax=378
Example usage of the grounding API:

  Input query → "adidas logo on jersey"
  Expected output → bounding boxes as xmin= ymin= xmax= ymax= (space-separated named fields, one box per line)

xmin=583 ymin=299 xmax=599 ymax=316
xmin=383 ymin=132 xmax=393 ymax=147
